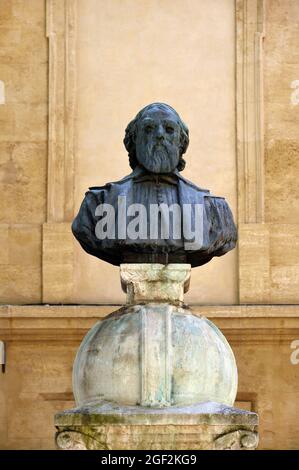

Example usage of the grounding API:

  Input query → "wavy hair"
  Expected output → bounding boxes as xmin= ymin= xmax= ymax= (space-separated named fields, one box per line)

xmin=123 ymin=103 xmax=189 ymax=171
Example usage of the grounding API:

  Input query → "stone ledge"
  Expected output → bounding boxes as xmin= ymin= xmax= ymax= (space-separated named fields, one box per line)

xmin=1 ymin=303 xmax=299 ymax=318
xmin=54 ymin=401 xmax=258 ymax=450
xmin=55 ymin=401 xmax=258 ymax=426
xmin=1 ymin=304 xmax=298 ymax=344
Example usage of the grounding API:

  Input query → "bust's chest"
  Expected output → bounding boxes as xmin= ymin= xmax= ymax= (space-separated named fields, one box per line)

xmin=133 ymin=181 xmax=179 ymax=207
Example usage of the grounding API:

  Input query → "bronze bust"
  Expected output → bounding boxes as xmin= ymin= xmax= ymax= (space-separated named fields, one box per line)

xmin=72 ymin=103 xmax=237 ymax=267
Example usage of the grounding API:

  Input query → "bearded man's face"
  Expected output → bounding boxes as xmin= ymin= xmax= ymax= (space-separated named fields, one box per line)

xmin=135 ymin=106 xmax=181 ymax=174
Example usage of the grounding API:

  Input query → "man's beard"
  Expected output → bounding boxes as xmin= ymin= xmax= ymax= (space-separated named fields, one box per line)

xmin=137 ymin=141 xmax=180 ymax=174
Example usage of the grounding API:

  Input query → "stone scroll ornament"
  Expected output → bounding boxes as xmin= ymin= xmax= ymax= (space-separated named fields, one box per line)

xmin=55 ymin=104 xmax=258 ymax=450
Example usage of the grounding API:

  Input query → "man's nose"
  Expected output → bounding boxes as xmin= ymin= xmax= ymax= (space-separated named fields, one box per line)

xmin=156 ymin=125 xmax=164 ymax=141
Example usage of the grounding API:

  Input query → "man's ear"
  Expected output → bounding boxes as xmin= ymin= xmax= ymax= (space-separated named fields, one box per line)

xmin=128 ymin=120 xmax=137 ymax=144
xmin=179 ymin=128 xmax=189 ymax=156
xmin=179 ymin=130 xmax=185 ymax=152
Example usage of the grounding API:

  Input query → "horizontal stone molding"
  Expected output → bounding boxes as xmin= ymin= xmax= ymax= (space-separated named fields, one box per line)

xmin=0 ymin=305 xmax=298 ymax=344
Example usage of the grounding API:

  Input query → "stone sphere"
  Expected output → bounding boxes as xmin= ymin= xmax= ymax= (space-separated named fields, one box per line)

xmin=73 ymin=304 xmax=238 ymax=407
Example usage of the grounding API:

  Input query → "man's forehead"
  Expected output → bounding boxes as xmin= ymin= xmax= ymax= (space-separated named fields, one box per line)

xmin=140 ymin=106 xmax=178 ymax=121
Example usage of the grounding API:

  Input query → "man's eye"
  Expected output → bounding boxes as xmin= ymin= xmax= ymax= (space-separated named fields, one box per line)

xmin=166 ymin=126 xmax=174 ymax=133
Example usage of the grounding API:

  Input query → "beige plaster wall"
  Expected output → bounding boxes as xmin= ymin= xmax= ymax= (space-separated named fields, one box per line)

xmin=73 ymin=0 xmax=238 ymax=305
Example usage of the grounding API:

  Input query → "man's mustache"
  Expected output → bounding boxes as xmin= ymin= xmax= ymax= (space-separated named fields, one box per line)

xmin=149 ymin=142 xmax=171 ymax=153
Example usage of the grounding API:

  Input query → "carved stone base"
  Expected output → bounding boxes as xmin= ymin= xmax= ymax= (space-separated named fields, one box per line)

xmin=73 ymin=265 xmax=238 ymax=409
xmin=55 ymin=401 xmax=259 ymax=450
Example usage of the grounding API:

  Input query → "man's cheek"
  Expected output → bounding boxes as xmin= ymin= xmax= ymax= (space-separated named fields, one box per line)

xmin=169 ymin=134 xmax=179 ymax=144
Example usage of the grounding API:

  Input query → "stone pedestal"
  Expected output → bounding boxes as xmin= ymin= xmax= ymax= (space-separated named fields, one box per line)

xmin=55 ymin=264 xmax=258 ymax=450
xmin=55 ymin=401 xmax=258 ymax=450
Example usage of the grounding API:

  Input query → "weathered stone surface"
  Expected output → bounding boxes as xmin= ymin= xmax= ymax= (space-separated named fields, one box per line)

xmin=120 ymin=263 xmax=191 ymax=303
xmin=0 ymin=143 xmax=47 ymax=224
xmin=73 ymin=303 xmax=238 ymax=408
xmin=1 ymin=304 xmax=298 ymax=449
xmin=73 ymin=265 xmax=238 ymax=409
xmin=0 ymin=0 xmax=47 ymax=304
xmin=264 ymin=0 xmax=299 ymax=223
xmin=42 ymin=223 xmax=75 ymax=303
xmin=239 ymin=223 xmax=299 ymax=304
xmin=56 ymin=400 xmax=258 ymax=426
xmin=55 ymin=401 xmax=258 ymax=450
xmin=0 ymin=224 xmax=42 ymax=303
